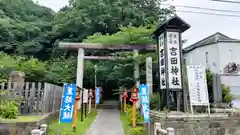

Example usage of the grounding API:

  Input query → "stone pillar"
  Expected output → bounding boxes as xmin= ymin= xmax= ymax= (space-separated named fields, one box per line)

xmin=146 ymin=57 xmax=153 ymax=96
xmin=166 ymin=127 xmax=175 ymax=135
xmin=133 ymin=50 xmax=140 ymax=109
xmin=9 ymin=71 xmax=25 ymax=101
xmin=40 ymin=124 xmax=47 ymax=132
xmin=31 ymin=129 xmax=41 ymax=135
xmin=154 ymin=123 xmax=161 ymax=135
xmin=9 ymin=71 xmax=25 ymax=82
xmin=77 ymin=48 xmax=84 ymax=109
xmin=212 ymin=73 xmax=222 ymax=103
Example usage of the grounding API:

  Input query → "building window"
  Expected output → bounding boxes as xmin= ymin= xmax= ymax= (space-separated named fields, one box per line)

xmin=205 ymin=52 xmax=208 ymax=64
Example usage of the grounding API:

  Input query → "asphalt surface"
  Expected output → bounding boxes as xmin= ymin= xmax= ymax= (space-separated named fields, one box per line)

xmin=85 ymin=109 xmax=124 ymax=135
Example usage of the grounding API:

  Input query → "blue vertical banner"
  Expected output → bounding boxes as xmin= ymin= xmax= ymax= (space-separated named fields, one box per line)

xmin=95 ymin=87 xmax=101 ymax=104
xmin=139 ymin=84 xmax=150 ymax=123
xmin=59 ymin=84 xmax=77 ymax=123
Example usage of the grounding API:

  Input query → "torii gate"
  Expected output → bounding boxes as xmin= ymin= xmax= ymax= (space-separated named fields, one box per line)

xmin=58 ymin=42 xmax=156 ymax=108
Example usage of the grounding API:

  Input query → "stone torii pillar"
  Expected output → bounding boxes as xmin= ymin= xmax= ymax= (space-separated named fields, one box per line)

xmin=59 ymin=43 xmax=156 ymax=108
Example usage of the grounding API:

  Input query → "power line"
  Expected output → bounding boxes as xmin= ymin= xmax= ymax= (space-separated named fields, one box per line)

xmin=210 ymin=0 xmax=240 ymax=4
xmin=162 ymin=3 xmax=240 ymax=13
xmin=176 ymin=10 xmax=240 ymax=18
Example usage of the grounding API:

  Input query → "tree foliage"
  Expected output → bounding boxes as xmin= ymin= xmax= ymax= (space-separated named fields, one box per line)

xmin=0 ymin=0 xmax=172 ymax=91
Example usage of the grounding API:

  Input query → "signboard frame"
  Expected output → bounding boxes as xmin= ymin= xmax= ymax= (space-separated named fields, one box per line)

xmin=187 ymin=65 xmax=210 ymax=114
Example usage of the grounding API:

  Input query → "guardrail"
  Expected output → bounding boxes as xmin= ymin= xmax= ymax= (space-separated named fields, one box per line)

xmin=154 ymin=122 xmax=175 ymax=135
xmin=31 ymin=124 xmax=47 ymax=135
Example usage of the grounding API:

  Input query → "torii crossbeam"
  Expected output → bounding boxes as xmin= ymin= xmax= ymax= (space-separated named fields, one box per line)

xmin=58 ymin=42 xmax=155 ymax=108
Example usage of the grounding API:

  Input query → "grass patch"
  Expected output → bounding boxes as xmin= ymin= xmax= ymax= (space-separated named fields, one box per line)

xmin=120 ymin=112 xmax=148 ymax=135
xmin=0 ymin=115 xmax=41 ymax=123
xmin=48 ymin=109 xmax=98 ymax=135
xmin=120 ymin=112 xmax=130 ymax=135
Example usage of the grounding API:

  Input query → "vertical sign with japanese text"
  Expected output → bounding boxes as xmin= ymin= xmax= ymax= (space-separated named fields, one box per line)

xmin=139 ymin=84 xmax=150 ymax=123
xmin=166 ymin=32 xmax=182 ymax=89
xmin=59 ymin=84 xmax=77 ymax=123
xmin=158 ymin=33 xmax=166 ymax=89
xmin=187 ymin=65 xmax=209 ymax=106
xmin=95 ymin=87 xmax=100 ymax=104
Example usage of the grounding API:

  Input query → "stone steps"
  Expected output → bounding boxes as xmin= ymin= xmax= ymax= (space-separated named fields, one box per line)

xmin=98 ymin=100 xmax=120 ymax=110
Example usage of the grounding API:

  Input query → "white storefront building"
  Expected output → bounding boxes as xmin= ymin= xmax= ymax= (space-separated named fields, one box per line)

xmin=183 ymin=32 xmax=240 ymax=107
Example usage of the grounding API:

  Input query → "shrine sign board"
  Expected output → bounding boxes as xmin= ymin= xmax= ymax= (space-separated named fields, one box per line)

xmin=158 ymin=31 xmax=182 ymax=90
xmin=187 ymin=65 xmax=209 ymax=106
xmin=166 ymin=32 xmax=182 ymax=89
xmin=187 ymin=65 xmax=210 ymax=114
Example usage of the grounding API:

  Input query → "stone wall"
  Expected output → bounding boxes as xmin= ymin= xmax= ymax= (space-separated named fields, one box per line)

xmin=0 ymin=111 xmax=58 ymax=135
xmin=150 ymin=111 xmax=240 ymax=135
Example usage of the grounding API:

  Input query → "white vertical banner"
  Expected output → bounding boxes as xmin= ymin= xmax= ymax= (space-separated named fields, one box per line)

xmin=146 ymin=57 xmax=153 ymax=96
xmin=158 ymin=33 xmax=166 ymax=89
xmin=83 ymin=89 xmax=89 ymax=103
xmin=187 ymin=65 xmax=210 ymax=106
xmin=166 ymin=31 xmax=182 ymax=89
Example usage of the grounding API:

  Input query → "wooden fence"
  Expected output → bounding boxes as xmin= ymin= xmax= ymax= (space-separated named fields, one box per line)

xmin=0 ymin=82 xmax=63 ymax=114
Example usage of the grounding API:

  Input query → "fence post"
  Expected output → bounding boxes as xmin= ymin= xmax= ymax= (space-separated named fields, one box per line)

xmin=166 ymin=127 xmax=175 ymax=135
xmin=154 ymin=122 xmax=161 ymax=135
xmin=31 ymin=129 xmax=41 ymax=135
xmin=40 ymin=124 xmax=47 ymax=132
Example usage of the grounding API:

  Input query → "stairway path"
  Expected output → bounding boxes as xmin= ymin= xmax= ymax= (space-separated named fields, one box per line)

xmin=85 ymin=109 xmax=124 ymax=135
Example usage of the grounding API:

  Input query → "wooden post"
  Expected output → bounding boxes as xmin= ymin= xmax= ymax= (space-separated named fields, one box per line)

xmin=88 ymin=97 xmax=92 ymax=114
xmin=73 ymin=87 xmax=81 ymax=132
xmin=124 ymin=97 xmax=127 ymax=113
xmin=132 ymin=101 xmax=136 ymax=128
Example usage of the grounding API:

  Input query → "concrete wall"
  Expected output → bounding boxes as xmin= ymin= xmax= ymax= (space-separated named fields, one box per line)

xmin=184 ymin=42 xmax=220 ymax=73
xmin=150 ymin=111 xmax=240 ymax=135
xmin=0 ymin=111 xmax=58 ymax=135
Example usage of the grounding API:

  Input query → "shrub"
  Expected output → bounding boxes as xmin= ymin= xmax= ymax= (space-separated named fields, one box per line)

xmin=0 ymin=101 xmax=19 ymax=119
xmin=150 ymin=93 xmax=160 ymax=110
xmin=222 ymin=84 xmax=233 ymax=103
xmin=206 ymin=70 xmax=233 ymax=103
xmin=128 ymin=126 xmax=147 ymax=135
xmin=126 ymin=105 xmax=144 ymax=125
xmin=0 ymin=90 xmax=19 ymax=119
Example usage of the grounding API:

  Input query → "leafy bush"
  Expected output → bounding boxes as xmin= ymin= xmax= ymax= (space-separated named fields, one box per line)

xmin=0 ymin=101 xmax=19 ymax=119
xmin=206 ymin=70 xmax=233 ymax=103
xmin=222 ymin=84 xmax=233 ymax=103
xmin=128 ymin=126 xmax=147 ymax=135
xmin=0 ymin=90 xmax=19 ymax=119
xmin=150 ymin=93 xmax=160 ymax=110
xmin=126 ymin=104 xmax=144 ymax=125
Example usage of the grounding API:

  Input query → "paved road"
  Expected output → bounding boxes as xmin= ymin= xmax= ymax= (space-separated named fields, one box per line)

xmin=85 ymin=109 xmax=124 ymax=135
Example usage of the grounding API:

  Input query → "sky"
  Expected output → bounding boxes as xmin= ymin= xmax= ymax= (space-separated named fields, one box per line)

xmin=37 ymin=0 xmax=240 ymax=47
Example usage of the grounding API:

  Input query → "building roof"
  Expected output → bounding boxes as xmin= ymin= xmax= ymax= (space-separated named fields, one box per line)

xmin=183 ymin=32 xmax=240 ymax=53
xmin=152 ymin=15 xmax=191 ymax=37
